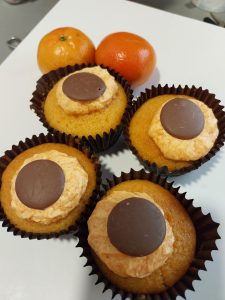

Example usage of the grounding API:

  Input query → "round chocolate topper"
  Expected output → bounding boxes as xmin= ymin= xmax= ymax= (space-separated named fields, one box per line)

xmin=107 ymin=197 xmax=166 ymax=257
xmin=62 ymin=72 xmax=106 ymax=101
xmin=160 ymin=98 xmax=205 ymax=140
xmin=15 ymin=160 xmax=65 ymax=210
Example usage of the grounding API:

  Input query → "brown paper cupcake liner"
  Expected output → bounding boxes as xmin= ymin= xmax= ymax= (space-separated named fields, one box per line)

xmin=123 ymin=84 xmax=225 ymax=176
xmin=30 ymin=63 xmax=133 ymax=153
xmin=0 ymin=132 xmax=101 ymax=240
xmin=76 ymin=168 xmax=220 ymax=300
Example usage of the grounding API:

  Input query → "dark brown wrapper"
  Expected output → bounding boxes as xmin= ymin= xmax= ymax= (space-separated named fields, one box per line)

xmin=76 ymin=168 xmax=220 ymax=300
xmin=0 ymin=132 xmax=101 ymax=240
xmin=123 ymin=84 xmax=225 ymax=176
xmin=30 ymin=63 xmax=133 ymax=153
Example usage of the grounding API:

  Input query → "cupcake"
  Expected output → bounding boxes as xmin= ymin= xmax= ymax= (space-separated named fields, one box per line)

xmin=124 ymin=85 xmax=225 ymax=176
xmin=77 ymin=169 xmax=220 ymax=299
xmin=0 ymin=133 xmax=101 ymax=239
xmin=31 ymin=64 xmax=133 ymax=152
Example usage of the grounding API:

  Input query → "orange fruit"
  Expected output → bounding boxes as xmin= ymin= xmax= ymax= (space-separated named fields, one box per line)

xmin=95 ymin=32 xmax=156 ymax=86
xmin=37 ymin=27 xmax=95 ymax=74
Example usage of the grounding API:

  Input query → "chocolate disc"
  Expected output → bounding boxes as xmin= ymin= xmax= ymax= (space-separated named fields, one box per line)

xmin=62 ymin=72 xmax=106 ymax=101
xmin=107 ymin=197 xmax=166 ymax=257
xmin=160 ymin=98 xmax=205 ymax=140
xmin=15 ymin=160 xmax=65 ymax=210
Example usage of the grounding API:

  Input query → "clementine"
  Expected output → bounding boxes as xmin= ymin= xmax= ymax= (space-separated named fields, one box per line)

xmin=95 ymin=32 xmax=156 ymax=86
xmin=37 ymin=27 xmax=95 ymax=74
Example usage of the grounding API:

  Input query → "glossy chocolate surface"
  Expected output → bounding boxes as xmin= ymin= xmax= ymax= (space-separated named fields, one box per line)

xmin=160 ymin=98 xmax=205 ymax=139
xmin=107 ymin=197 xmax=166 ymax=257
xmin=15 ymin=159 xmax=65 ymax=210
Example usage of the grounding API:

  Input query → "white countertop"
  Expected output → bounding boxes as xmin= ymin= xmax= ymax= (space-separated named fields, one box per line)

xmin=0 ymin=0 xmax=225 ymax=299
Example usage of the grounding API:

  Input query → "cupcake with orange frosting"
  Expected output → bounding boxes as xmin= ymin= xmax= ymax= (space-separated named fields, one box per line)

xmin=77 ymin=169 xmax=220 ymax=298
xmin=0 ymin=133 xmax=101 ymax=239
xmin=31 ymin=64 xmax=133 ymax=152
xmin=124 ymin=85 xmax=225 ymax=175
